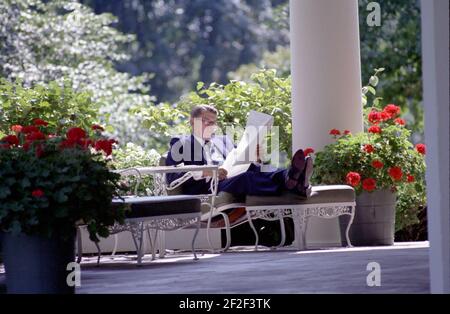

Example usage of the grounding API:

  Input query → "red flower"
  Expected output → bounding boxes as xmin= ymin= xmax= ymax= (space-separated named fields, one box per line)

xmin=372 ymin=160 xmax=384 ymax=169
xmin=329 ymin=129 xmax=341 ymax=136
xmin=362 ymin=178 xmax=377 ymax=192
xmin=363 ymin=144 xmax=375 ymax=154
xmin=304 ymin=147 xmax=315 ymax=156
xmin=0 ymin=144 xmax=10 ymax=149
xmin=11 ymin=125 xmax=23 ymax=133
xmin=66 ymin=127 xmax=87 ymax=141
xmin=368 ymin=111 xmax=381 ymax=125
xmin=343 ymin=130 xmax=351 ymax=135
xmin=388 ymin=167 xmax=403 ymax=181
xmin=394 ymin=118 xmax=406 ymax=126
xmin=407 ymin=175 xmax=415 ymax=183
xmin=22 ymin=125 xmax=39 ymax=134
xmin=59 ymin=139 xmax=78 ymax=150
xmin=94 ymin=139 xmax=115 ymax=156
xmin=33 ymin=118 xmax=49 ymax=127
xmin=379 ymin=111 xmax=391 ymax=121
xmin=383 ymin=104 xmax=401 ymax=118
xmin=415 ymin=144 xmax=426 ymax=155
xmin=368 ymin=126 xmax=382 ymax=134
xmin=1 ymin=135 xmax=19 ymax=146
xmin=32 ymin=189 xmax=44 ymax=198
xmin=346 ymin=172 xmax=361 ymax=187
xmin=26 ymin=131 xmax=46 ymax=142
xmin=91 ymin=124 xmax=105 ymax=132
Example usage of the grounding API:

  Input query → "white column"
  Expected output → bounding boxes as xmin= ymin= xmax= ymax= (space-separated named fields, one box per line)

xmin=290 ymin=0 xmax=363 ymax=247
xmin=290 ymin=0 xmax=363 ymax=153
xmin=421 ymin=0 xmax=450 ymax=294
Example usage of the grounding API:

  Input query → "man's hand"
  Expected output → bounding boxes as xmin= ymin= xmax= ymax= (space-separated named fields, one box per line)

xmin=202 ymin=168 xmax=228 ymax=180
xmin=218 ymin=168 xmax=228 ymax=180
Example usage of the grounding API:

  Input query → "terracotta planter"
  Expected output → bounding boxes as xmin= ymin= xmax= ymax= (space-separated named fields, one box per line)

xmin=341 ymin=189 xmax=397 ymax=246
xmin=1 ymin=230 xmax=76 ymax=294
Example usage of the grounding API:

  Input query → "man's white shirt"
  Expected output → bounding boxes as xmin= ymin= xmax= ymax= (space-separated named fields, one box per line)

xmin=191 ymin=135 xmax=219 ymax=182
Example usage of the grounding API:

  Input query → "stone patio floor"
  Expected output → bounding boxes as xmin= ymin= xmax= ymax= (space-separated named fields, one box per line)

xmin=69 ymin=241 xmax=430 ymax=294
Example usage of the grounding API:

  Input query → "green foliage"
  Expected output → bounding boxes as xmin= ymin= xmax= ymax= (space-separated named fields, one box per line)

xmin=80 ymin=0 xmax=289 ymax=103
xmin=0 ymin=0 xmax=156 ymax=145
xmin=0 ymin=78 xmax=99 ymax=137
xmin=229 ymin=0 xmax=424 ymax=142
xmin=395 ymin=182 xmax=426 ymax=232
xmin=135 ymin=69 xmax=292 ymax=157
xmin=112 ymin=143 xmax=161 ymax=196
xmin=0 ymin=123 xmax=125 ymax=242
xmin=228 ymin=46 xmax=291 ymax=81
xmin=359 ymin=0 xmax=423 ymax=141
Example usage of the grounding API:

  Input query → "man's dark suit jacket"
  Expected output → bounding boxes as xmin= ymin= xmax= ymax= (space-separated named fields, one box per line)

xmin=165 ymin=134 xmax=235 ymax=194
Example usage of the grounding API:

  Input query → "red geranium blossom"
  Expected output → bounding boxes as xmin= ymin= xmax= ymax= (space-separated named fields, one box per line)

xmin=91 ymin=124 xmax=105 ymax=132
xmin=379 ymin=111 xmax=391 ymax=121
xmin=22 ymin=125 xmax=39 ymax=134
xmin=32 ymin=189 xmax=44 ymax=198
xmin=407 ymin=175 xmax=415 ymax=183
xmin=371 ymin=160 xmax=384 ymax=169
xmin=363 ymin=144 xmax=375 ymax=153
xmin=1 ymin=135 xmax=19 ymax=146
xmin=362 ymin=178 xmax=377 ymax=192
xmin=329 ymin=129 xmax=341 ymax=136
xmin=11 ymin=125 xmax=23 ymax=133
xmin=368 ymin=126 xmax=382 ymax=134
xmin=66 ymin=127 xmax=87 ymax=141
xmin=343 ymin=130 xmax=351 ymax=135
xmin=26 ymin=131 xmax=46 ymax=142
xmin=415 ymin=144 xmax=426 ymax=155
xmin=304 ymin=147 xmax=315 ymax=156
xmin=94 ymin=139 xmax=116 ymax=156
xmin=388 ymin=167 xmax=403 ymax=181
xmin=394 ymin=118 xmax=406 ymax=126
xmin=346 ymin=172 xmax=361 ymax=187
xmin=383 ymin=104 xmax=401 ymax=118
xmin=33 ymin=119 xmax=49 ymax=127
xmin=59 ymin=139 xmax=78 ymax=150
xmin=368 ymin=111 xmax=381 ymax=125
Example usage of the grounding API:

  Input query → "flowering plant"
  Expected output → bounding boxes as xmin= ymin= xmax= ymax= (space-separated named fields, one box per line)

xmin=313 ymin=104 xmax=426 ymax=195
xmin=311 ymin=70 xmax=427 ymax=230
xmin=0 ymin=120 xmax=125 ymax=241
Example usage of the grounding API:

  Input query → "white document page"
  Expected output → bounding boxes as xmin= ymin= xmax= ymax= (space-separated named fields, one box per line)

xmin=222 ymin=111 xmax=274 ymax=178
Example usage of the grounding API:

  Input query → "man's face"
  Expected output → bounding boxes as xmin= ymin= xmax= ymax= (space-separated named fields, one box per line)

xmin=191 ymin=111 xmax=217 ymax=140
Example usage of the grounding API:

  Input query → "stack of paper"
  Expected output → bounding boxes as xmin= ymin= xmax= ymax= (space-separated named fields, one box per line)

xmin=221 ymin=111 xmax=274 ymax=178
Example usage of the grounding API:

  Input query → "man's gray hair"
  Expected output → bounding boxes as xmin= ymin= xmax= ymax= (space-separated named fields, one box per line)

xmin=190 ymin=104 xmax=218 ymax=118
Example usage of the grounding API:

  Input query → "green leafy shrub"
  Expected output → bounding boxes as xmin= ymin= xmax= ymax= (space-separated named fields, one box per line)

xmin=0 ymin=78 xmax=99 ymax=138
xmin=112 ymin=143 xmax=161 ymax=196
xmin=0 ymin=0 xmax=155 ymax=145
xmin=136 ymin=69 xmax=292 ymax=157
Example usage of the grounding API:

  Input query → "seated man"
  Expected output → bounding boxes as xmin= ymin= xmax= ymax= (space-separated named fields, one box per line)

xmin=165 ymin=104 xmax=313 ymax=198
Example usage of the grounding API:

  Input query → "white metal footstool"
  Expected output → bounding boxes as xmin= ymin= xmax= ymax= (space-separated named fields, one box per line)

xmin=244 ymin=185 xmax=356 ymax=250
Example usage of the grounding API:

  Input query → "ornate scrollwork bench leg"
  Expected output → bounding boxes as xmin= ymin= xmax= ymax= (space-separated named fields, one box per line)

xmin=292 ymin=203 xmax=356 ymax=250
